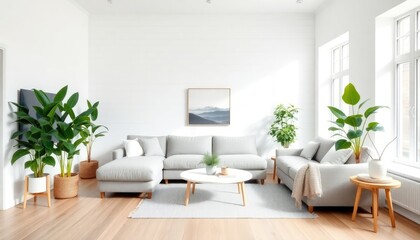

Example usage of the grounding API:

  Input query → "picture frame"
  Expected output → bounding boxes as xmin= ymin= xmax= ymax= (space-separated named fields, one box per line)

xmin=187 ymin=88 xmax=231 ymax=125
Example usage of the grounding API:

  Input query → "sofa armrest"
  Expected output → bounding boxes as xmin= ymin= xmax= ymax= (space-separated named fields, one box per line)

xmin=112 ymin=148 xmax=125 ymax=160
xmin=276 ymin=148 xmax=303 ymax=157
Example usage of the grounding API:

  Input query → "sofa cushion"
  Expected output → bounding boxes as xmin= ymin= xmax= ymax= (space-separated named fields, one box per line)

xmin=314 ymin=137 xmax=336 ymax=162
xmin=123 ymin=139 xmax=144 ymax=157
xmin=127 ymin=135 xmax=167 ymax=156
xmin=213 ymin=136 xmax=258 ymax=155
xmin=97 ymin=156 xmax=164 ymax=182
xmin=300 ymin=141 xmax=320 ymax=160
xmin=218 ymin=154 xmax=267 ymax=170
xmin=321 ymin=146 xmax=353 ymax=165
xmin=138 ymin=137 xmax=165 ymax=156
xmin=164 ymin=155 xmax=204 ymax=170
xmin=167 ymin=135 xmax=212 ymax=157
xmin=288 ymin=159 xmax=321 ymax=179
xmin=277 ymin=156 xmax=317 ymax=180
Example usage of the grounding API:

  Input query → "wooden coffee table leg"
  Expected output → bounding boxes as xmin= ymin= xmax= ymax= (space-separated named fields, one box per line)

xmin=372 ymin=188 xmax=378 ymax=233
xmin=385 ymin=188 xmax=396 ymax=227
xmin=240 ymin=182 xmax=246 ymax=206
xmin=352 ymin=186 xmax=362 ymax=221
xmin=184 ymin=181 xmax=191 ymax=206
xmin=237 ymin=183 xmax=241 ymax=194
xmin=192 ymin=182 xmax=196 ymax=194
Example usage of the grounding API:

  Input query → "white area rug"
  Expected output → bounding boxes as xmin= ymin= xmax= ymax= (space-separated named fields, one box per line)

xmin=129 ymin=183 xmax=317 ymax=219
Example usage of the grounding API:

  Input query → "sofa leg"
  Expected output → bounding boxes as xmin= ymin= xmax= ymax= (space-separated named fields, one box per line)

xmin=308 ymin=206 xmax=314 ymax=213
xmin=147 ymin=192 xmax=152 ymax=199
xmin=164 ymin=179 xmax=169 ymax=184
xmin=260 ymin=179 xmax=265 ymax=185
xmin=277 ymin=177 xmax=281 ymax=184
xmin=100 ymin=192 xmax=105 ymax=199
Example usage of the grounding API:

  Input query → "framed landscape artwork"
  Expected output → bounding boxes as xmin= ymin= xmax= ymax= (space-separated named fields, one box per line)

xmin=187 ymin=88 xmax=231 ymax=125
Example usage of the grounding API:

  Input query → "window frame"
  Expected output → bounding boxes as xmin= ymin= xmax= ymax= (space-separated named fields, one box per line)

xmin=394 ymin=9 xmax=420 ymax=167
xmin=330 ymin=42 xmax=349 ymax=116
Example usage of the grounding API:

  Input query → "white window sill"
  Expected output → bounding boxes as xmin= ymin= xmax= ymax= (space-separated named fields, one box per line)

xmin=388 ymin=162 xmax=420 ymax=183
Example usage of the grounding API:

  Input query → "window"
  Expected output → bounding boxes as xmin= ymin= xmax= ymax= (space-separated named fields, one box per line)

xmin=394 ymin=10 xmax=420 ymax=165
xmin=331 ymin=43 xmax=349 ymax=116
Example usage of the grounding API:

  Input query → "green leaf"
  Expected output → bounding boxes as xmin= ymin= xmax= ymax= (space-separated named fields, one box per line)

xmin=54 ymin=85 xmax=68 ymax=103
xmin=328 ymin=106 xmax=347 ymax=119
xmin=342 ymin=83 xmax=360 ymax=105
xmin=335 ymin=139 xmax=352 ymax=150
xmin=42 ymin=156 xmax=56 ymax=167
xmin=347 ymin=130 xmax=363 ymax=139
xmin=33 ymin=89 xmax=50 ymax=107
xmin=366 ymin=122 xmax=385 ymax=131
xmin=358 ymin=99 xmax=369 ymax=110
xmin=344 ymin=115 xmax=363 ymax=127
xmin=67 ymin=92 xmax=79 ymax=108
xmin=364 ymin=106 xmax=388 ymax=118
xmin=24 ymin=160 xmax=35 ymax=169
xmin=11 ymin=149 xmax=30 ymax=164
xmin=328 ymin=127 xmax=343 ymax=132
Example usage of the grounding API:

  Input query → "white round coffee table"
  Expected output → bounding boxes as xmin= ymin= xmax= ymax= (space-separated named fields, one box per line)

xmin=180 ymin=168 xmax=252 ymax=206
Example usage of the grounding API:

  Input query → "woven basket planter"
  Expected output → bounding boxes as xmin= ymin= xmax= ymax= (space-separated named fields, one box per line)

xmin=79 ymin=160 xmax=99 ymax=179
xmin=54 ymin=173 xmax=79 ymax=199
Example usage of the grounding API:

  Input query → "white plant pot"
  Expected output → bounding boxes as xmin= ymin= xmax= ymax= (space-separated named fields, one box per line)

xmin=368 ymin=159 xmax=387 ymax=179
xmin=206 ymin=166 xmax=217 ymax=175
xmin=28 ymin=174 xmax=47 ymax=193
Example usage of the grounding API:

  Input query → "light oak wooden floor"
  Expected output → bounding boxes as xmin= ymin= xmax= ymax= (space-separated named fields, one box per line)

xmin=1 ymin=174 xmax=419 ymax=240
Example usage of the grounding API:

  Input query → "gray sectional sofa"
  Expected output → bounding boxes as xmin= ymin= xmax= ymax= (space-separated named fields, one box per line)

xmin=97 ymin=135 xmax=267 ymax=198
xmin=276 ymin=137 xmax=383 ymax=212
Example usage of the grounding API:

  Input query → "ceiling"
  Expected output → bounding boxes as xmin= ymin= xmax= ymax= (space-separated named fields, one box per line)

xmin=73 ymin=0 xmax=330 ymax=14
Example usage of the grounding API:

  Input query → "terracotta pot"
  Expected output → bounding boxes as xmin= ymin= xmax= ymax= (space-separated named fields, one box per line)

xmin=54 ymin=173 xmax=79 ymax=199
xmin=79 ymin=160 xmax=99 ymax=179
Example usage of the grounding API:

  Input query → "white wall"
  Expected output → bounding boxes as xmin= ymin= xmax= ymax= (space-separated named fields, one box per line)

xmin=0 ymin=0 xmax=89 ymax=209
xmin=315 ymin=0 xmax=405 ymax=137
xmin=89 ymin=14 xmax=316 ymax=164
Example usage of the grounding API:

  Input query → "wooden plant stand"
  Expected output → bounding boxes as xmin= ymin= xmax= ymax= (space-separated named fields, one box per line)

xmin=23 ymin=175 xmax=51 ymax=209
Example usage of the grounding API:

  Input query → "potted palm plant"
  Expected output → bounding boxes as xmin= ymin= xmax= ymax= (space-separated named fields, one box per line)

xmin=327 ymin=83 xmax=387 ymax=163
xmin=201 ymin=153 xmax=220 ymax=175
xmin=10 ymin=91 xmax=60 ymax=194
xmin=269 ymin=104 xmax=299 ymax=148
xmin=53 ymin=87 xmax=97 ymax=198
xmin=79 ymin=100 xmax=108 ymax=179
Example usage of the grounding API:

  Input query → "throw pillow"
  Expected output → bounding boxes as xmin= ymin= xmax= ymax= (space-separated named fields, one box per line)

xmin=123 ymin=139 xmax=144 ymax=157
xmin=320 ymin=146 xmax=353 ymax=164
xmin=138 ymin=137 xmax=165 ymax=156
xmin=300 ymin=141 xmax=321 ymax=160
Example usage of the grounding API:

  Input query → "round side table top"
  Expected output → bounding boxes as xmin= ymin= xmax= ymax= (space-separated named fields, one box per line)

xmin=181 ymin=168 xmax=252 ymax=184
xmin=350 ymin=175 xmax=401 ymax=189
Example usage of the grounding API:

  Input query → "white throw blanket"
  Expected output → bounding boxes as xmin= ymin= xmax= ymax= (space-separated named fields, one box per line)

xmin=291 ymin=163 xmax=323 ymax=209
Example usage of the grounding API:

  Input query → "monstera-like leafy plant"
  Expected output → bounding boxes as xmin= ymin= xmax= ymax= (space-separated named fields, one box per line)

xmin=328 ymin=83 xmax=387 ymax=163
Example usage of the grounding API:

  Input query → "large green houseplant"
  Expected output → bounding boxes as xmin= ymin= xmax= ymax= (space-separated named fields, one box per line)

xmin=79 ymin=100 xmax=108 ymax=179
xmin=34 ymin=85 xmax=97 ymax=198
xmin=327 ymin=83 xmax=387 ymax=163
xmin=269 ymin=104 xmax=299 ymax=148
xmin=10 ymin=96 xmax=59 ymax=193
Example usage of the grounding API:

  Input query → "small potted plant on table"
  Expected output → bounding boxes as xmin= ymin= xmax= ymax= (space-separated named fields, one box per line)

xmin=201 ymin=153 xmax=220 ymax=175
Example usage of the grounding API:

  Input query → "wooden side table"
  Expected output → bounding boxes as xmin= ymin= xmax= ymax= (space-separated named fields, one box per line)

xmin=271 ymin=156 xmax=276 ymax=180
xmin=349 ymin=176 xmax=401 ymax=232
